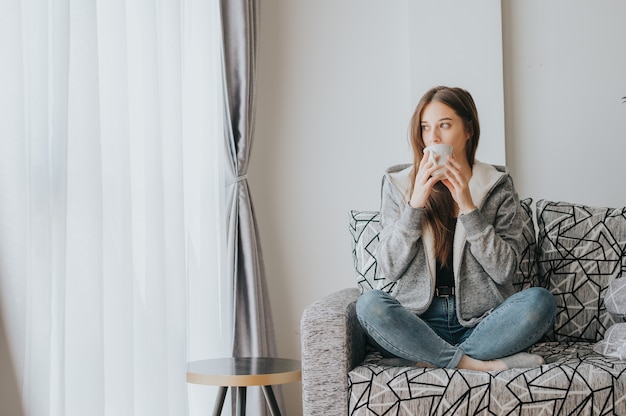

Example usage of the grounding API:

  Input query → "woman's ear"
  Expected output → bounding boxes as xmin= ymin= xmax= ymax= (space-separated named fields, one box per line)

xmin=465 ymin=121 xmax=473 ymax=141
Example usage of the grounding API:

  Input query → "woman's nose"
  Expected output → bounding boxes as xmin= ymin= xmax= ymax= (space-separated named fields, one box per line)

xmin=425 ymin=129 xmax=441 ymax=144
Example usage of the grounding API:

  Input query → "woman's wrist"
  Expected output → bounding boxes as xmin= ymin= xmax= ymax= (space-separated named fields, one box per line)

xmin=409 ymin=195 xmax=426 ymax=209
xmin=459 ymin=205 xmax=477 ymax=215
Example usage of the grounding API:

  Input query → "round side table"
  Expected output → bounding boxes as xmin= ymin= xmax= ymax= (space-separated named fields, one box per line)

xmin=187 ymin=357 xmax=301 ymax=416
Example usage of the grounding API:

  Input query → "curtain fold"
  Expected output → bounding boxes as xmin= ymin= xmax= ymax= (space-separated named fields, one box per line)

xmin=221 ymin=0 xmax=279 ymax=414
xmin=221 ymin=0 xmax=276 ymax=360
xmin=221 ymin=0 xmax=276 ymax=363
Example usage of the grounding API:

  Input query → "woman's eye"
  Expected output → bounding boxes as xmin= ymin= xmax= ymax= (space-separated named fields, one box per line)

xmin=440 ymin=122 xmax=450 ymax=128
xmin=421 ymin=125 xmax=429 ymax=131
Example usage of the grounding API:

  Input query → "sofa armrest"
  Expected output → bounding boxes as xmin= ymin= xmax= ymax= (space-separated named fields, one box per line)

xmin=300 ymin=288 xmax=365 ymax=416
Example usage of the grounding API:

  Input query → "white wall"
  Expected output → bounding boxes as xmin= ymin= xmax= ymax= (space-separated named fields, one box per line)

xmin=503 ymin=0 xmax=626 ymax=208
xmin=252 ymin=1 xmax=506 ymax=414
xmin=408 ymin=0 xmax=506 ymax=165
xmin=252 ymin=2 xmax=411 ymax=413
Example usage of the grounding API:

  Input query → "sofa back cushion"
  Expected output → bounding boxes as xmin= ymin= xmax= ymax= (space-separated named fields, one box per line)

xmin=605 ymin=277 xmax=626 ymax=319
xmin=349 ymin=210 xmax=395 ymax=293
xmin=515 ymin=198 xmax=541 ymax=291
xmin=536 ymin=199 xmax=626 ymax=343
xmin=349 ymin=198 xmax=537 ymax=294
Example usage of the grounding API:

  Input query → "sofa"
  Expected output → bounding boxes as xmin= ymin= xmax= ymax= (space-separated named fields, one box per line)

xmin=301 ymin=199 xmax=626 ymax=415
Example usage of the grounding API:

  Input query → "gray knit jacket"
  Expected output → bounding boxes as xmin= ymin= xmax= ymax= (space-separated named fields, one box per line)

xmin=376 ymin=161 xmax=524 ymax=327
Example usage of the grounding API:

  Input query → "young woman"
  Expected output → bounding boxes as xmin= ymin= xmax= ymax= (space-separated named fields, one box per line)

xmin=356 ymin=86 xmax=556 ymax=370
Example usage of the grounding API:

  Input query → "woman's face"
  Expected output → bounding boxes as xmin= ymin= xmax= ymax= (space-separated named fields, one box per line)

xmin=420 ymin=101 xmax=470 ymax=162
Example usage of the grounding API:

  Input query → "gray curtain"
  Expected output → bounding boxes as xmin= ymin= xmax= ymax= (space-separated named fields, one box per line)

xmin=221 ymin=0 xmax=280 ymax=414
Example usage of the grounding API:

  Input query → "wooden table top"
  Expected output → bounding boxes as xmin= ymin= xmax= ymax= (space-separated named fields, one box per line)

xmin=186 ymin=357 xmax=302 ymax=387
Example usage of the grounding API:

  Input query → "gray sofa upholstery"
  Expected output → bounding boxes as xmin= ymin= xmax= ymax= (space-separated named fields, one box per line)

xmin=301 ymin=199 xmax=626 ymax=415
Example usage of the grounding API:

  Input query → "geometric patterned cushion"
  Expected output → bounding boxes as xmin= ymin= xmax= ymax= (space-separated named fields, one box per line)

xmin=593 ymin=322 xmax=626 ymax=360
xmin=349 ymin=210 xmax=395 ymax=293
xmin=349 ymin=341 xmax=626 ymax=415
xmin=536 ymin=199 xmax=626 ymax=343
xmin=513 ymin=198 xmax=540 ymax=291
xmin=605 ymin=277 xmax=626 ymax=319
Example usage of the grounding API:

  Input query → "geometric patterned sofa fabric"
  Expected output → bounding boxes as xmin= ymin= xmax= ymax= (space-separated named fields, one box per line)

xmin=349 ymin=342 xmax=626 ymax=415
xmin=349 ymin=210 xmax=392 ymax=293
xmin=514 ymin=198 xmax=541 ymax=291
xmin=536 ymin=199 xmax=626 ymax=343
xmin=594 ymin=323 xmax=626 ymax=361
xmin=349 ymin=198 xmax=538 ymax=294
xmin=606 ymin=277 xmax=626 ymax=319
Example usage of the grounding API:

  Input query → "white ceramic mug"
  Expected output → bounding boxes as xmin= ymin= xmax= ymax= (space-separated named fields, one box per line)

xmin=424 ymin=144 xmax=452 ymax=174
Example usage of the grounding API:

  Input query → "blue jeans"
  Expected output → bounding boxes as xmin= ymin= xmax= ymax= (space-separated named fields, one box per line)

xmin=356 ymin=288 xmax=556 ymax=368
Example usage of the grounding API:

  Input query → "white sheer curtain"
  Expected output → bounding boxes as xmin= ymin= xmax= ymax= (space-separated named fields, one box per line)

xmin=0 ymin=1 xmax=227 ymax=415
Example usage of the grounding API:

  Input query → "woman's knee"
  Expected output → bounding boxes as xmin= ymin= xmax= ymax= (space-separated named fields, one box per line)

xmin=356 ymin=289 xmax=396 ymax=324
xmin=523 ymin=287 xmax=557 ymax=322
xmin=356 ymin=289 xmax=386 ymax=315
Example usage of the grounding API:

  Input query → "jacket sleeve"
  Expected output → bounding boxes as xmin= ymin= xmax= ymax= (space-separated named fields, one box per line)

xmin=375 ymin=175 xmax=426 ymax=282
xmin=459 ymin=176 xmax=523 ymax=285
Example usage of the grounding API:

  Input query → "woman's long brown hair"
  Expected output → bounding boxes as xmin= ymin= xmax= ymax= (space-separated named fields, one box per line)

xmin=409 ymin=86 xmax=480 ymax=267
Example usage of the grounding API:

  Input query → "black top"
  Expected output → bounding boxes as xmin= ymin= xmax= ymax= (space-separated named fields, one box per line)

xmin=436 ymin=219 xmax=456 ymax=288
xmin=436 ymin=258 xmax=455 ymax=288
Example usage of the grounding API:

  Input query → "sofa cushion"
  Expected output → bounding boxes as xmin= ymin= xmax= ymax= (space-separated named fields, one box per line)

xmin=514 ymin=198 xmax=540 ymax=291
xmin=536 ymin=200 xmax=626 ymax=343
xmin=605 ymin=277 xmax=626 ymax=319
xmin=593 ymin=323 xmax=626 ymax=360
xmin=349 ymin=210 xmax=395 ymax=293
xmin=349 ymin=198 xmax=537 ymax=294
xmin=349 ymin=342 xmax=626 ymax=415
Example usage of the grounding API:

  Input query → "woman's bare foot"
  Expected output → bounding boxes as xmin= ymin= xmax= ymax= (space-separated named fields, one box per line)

xmin=457 ymin=352 xmax=544 ymax=371
xmin=457 ymin=355 xmax=508 ymax=371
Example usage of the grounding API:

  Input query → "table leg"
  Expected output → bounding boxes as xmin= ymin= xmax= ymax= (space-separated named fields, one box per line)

xmin=261 ymin=386 xmax=281 ymax=416
xmin=212 ymin=386 xmax=228 ymax=416
xmin=236 ymin=386 xmax=247 ymax=416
